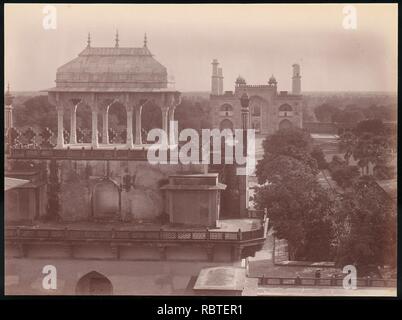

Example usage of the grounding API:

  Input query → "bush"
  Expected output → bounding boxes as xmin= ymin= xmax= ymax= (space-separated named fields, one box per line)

xmin=311 ymin=146 xmax=328 ymax=169
xmin=330 ymin=165 xmax=360 ymax=189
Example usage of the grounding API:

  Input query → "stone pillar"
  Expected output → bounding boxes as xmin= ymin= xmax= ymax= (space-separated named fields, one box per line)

xmin=161 ymin=106 xmax=169 ymax=145
xmin=168 ymin=106 xmax=177 ymax=145
xmin=126 ymin=106 xmax=134 ymax=148
xmin=56 ymin=106 xmax=64 ymax=149
xmin=102 ymin=109 xmax=109 ymax=144
xmin=91 ymin=107 xmax=99 ymax=148
xmin=69 ymin=104 xmax=77 ymax=144
xmin=134 ymin=105 xmax=142 ymax=145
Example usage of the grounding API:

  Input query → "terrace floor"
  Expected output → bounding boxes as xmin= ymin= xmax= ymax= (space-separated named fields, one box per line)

xmin=60 ymin=143 xmax=172 ymax=150
xmin=9 ymin=218 xmax=262 ymax=233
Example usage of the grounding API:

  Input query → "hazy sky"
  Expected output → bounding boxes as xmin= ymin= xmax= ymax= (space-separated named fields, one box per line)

xmin=4 ymin=4 xmax=398 ymax=92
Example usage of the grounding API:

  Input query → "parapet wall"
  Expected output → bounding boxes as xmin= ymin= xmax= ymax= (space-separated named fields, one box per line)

xmin=7 ymin=158 xmax=205 ymax=222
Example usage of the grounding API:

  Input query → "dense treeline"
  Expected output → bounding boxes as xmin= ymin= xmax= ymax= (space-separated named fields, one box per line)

xmin=253 ymin=127 xmax=396 ymax=272
xmin=314 ymin=103 xmax=396 ymax=123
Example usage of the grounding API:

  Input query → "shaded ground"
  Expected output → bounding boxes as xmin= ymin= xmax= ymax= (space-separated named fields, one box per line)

xmin=248 ymin=229 xmax=342 ymax=279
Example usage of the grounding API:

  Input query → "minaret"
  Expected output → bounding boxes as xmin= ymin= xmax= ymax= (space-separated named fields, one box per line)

xmin=5 ymin=83 xmax=14 ymax=135
xmin=115 ymin=30 xmax=119 ymax=48
xmin=217 ymin=67 xmax=224 ymax=95
xmin=211 ymin=59 xmax=219 ymax=95
xmin=87 ymin=32 xmax=91 ymax=48
xmin=292 ymin=64 xmax=301 ymax=95
xmin=143 ymin=33 xmax=148 ymax=48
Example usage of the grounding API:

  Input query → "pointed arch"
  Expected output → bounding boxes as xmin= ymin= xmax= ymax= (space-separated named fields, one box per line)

xmin=107 ymin=100 xmax=127 ymax=143
xmin=219 ymin=119 xmax=234 ymax=131
xmin=141 ymin=100 xmax=162 ymax=143
xmin=75 ymin=101 xmax=92 ymax=143
xmin=91 ymin=178 xmax=121 ymax=220
xmin=76 ymin=271 xmax=113 ymax=295
xmin=279 ymin=103 xmax=294 ymax=117
xmin=279 ymin=119 xmax=293 ymax=130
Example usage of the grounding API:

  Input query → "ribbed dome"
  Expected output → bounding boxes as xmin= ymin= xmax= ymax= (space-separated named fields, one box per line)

xmin=235 ymin=75 xmax=246 ymax=85
xmin=268 ymin=75 xmax=277 ymax=85
xmin=55 ymin=46 xmax=168 ymax=90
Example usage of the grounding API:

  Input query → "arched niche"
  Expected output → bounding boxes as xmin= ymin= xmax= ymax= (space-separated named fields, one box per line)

xmin=279 ymin=119 xmax=293 ymax=130
xmin=75 ymin=271 xmax=113 ymax=295
xmin=249 ymin=96 xmax=267 ymax=116
xmin=219 ymin=119 xmax=234 ymax=131
xmin=279 ymin=103 xmax=293 ymax=117
xmin=219 ymin=103 xmax=233 ymax=117
xmin=91 ymin=177 xmax=121 ymax=220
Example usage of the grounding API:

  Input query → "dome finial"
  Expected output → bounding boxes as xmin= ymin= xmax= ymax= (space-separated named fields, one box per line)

xmin=87 ymin=32 xmax=91 ymax=48
xmin=144 ymin=32 xmax=147 ymax=48
xmin=268 ymin=74 xmax=277 ymax=85
xmin=236 ymin=75 xmax=246 ymax=86
xmin=115 ymin=29 xmax=119 ymax=48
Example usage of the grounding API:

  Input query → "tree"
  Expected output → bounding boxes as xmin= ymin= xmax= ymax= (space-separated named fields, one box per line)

xmin=330 ymin=165 xmax=360 ymax=189
xmin=311 ymin=146 xmax=328 ymax=169
xmin=220 ymin=164 xmax=241 ymax=218
xmin=14 ymin=95 xmax=57 ymax=131
xmin=339 ymin=131 xmax=358 ymax=165
xmin=363 ymin=104 xmax=395 ymax=121
xmin=174 ymin=97 xmax=212 ymax=133
xmin=335 ymin=176 xmax=396 ymax=271
xmin=314 ymin=104 xmax=341 ymax=122
xmin=338 ymin=119 xmax=394 ymax=176
xmin=256 ymin=154 xmax=315 ymax=185
xmin=353 ymin=133 xmax=390 ymax=175
xmin=258 ymin=127 xmax=318 ymax=177
xmin=254 ymin=128 xmax=335 ymax=261
xmin=355 ymin=119 xmax=385 ymax=136
xmin=253 ymin=155 xmax=335 ymax=260
xmin=332 ymin=107 xmax=365 ymax=124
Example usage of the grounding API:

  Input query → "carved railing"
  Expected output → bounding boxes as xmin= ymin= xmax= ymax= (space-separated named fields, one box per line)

xmin=6 ymin=143 xmax=234 ymax=162
xmin=258 ymin=276 xmax=397 ymax=288
xmin=7 ymin=147 xmax=150 ymax=160
xmin=5 ymin=225 xmax=266 ymax=243
xmin=5 ymin=127 xmax=142 ymax=151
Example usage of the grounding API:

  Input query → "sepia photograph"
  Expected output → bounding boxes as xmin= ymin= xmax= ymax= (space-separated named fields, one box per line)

xmin=3 ymin=3 xmax=398 ymax=298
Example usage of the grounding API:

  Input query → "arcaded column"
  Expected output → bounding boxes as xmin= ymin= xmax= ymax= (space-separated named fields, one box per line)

xmin=161 ymin=106 xmax=169 ymax=144
xmin=91 ymin=107 xmax=99 ymax=148
xmin=69 ymin=104 xmax=77 ymax=144
xmin=134 ymin=105 xmax=142 ymax=145
xmin=126 ymin=106 xmax=134 ymax=148
xmin=168 ymin=106 xmax=177 ymax=145
xmin=56 ymin=106 xmax=64 ymax=149
xmin=102 ymin=108 xmax=109 ymax=144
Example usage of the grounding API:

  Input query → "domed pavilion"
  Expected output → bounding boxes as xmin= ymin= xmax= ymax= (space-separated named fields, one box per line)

xmin=45 ymin=32 xmax=181 ymax=149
